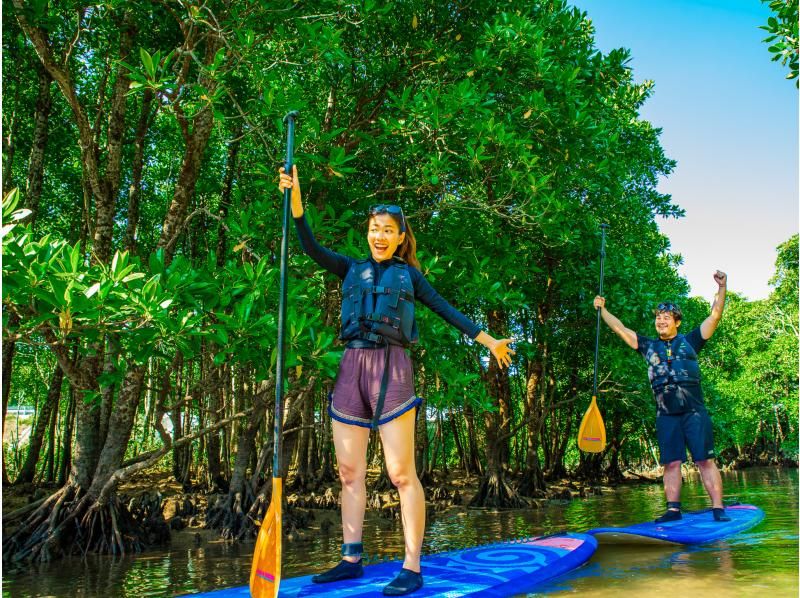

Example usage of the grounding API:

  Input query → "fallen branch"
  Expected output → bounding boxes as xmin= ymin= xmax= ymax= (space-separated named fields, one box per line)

xmin=97 ymin=407 xmax=253 ymax=505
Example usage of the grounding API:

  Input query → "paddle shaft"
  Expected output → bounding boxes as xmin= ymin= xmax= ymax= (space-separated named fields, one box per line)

xmin=592 ymin=224 xmax=608 ymax=397
xmin=273 ymin=111 xmax=298 ymax=478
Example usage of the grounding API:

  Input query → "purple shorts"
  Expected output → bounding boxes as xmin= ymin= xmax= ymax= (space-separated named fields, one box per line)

xmin=329 ymin=345 xmax=420 ymax=428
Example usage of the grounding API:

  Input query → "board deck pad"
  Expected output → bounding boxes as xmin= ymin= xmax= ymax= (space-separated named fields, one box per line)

xmin=587 ymin=504 xmax=764 ymax=545
xmin=187 ymin=532 xmax=597 ymax=597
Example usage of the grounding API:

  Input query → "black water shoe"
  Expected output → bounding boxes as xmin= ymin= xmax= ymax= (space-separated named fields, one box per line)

xmin=311 ymin=558 xmax=363 ymax=583
xmin=655 ymin=502 xmax=682 ymax=523
xmin=383 ymin=568 xmax=423 ymax=596
xmin=713 ymin=507 xmax=731 ymax=522
xmin=655 ymin=509 xmax=682 ymax=523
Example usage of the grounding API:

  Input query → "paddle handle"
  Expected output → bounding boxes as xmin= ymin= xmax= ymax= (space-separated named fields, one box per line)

xmin=593 ymin=224 xmax=608 ymax=397
xmin=273 ymin=111 xmax=299 ymax=478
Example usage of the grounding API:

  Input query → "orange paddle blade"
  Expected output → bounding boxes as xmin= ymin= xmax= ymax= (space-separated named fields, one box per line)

xmin=250 ymin=477 xmax=283 ymax=598
xmin=577 ymin=396 xmax=606 ymax=453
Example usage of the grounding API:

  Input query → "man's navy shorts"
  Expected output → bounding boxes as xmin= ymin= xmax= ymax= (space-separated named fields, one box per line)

xmin=656 ymin=409 xmax=716 ymax=464
xmin=328 ymin=345 xmax=421 ymax=428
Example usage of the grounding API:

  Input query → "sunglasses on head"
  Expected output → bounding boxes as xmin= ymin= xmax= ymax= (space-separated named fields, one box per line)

xmin=369 ymin=204 xmax=406 ymax=232
xmin=656 ymin=301 xmax=681 ymax=318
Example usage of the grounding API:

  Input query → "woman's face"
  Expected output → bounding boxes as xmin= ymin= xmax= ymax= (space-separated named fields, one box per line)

xmin=368 ymin=213 xmax=405 ymax=262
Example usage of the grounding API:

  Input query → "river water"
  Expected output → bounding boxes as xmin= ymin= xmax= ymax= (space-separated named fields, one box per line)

xmin=3 ymin=467 xmax=797 ymax=597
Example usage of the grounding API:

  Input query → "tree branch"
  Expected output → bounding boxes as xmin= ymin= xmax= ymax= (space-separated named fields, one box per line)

xmin=98 ymin=407 xmax=253 ymax=505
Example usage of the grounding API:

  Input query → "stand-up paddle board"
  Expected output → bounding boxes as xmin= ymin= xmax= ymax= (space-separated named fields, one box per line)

xmin=587 ymin=504 xmax=764 ymax=545
xmin=187 ymin=532 xmax=597 ymax=597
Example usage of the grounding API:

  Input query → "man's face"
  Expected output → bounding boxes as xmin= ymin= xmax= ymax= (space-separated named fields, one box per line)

xmin=654 ymin=310 xmax=681 ymax=339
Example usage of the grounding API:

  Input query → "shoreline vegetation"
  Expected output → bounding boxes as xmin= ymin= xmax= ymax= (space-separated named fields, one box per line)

xmin=4 ymin=459 xmax=794 ymax=562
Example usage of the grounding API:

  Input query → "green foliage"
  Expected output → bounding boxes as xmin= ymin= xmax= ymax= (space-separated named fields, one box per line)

xmin=1 ymin=0 xmax=794 ymax=491
xmin=760 ymin=0 xmax=799 ymax=85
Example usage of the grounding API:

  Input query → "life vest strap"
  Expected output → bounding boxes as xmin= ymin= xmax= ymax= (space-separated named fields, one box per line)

xmin=361 ymin=312 xmax=401 ymax=329
xmin=371 ymin=344 xmax=392 ymax=429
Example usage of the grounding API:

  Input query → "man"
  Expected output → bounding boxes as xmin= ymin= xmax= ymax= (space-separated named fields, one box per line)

xmin=593 ymin=271 xmax=730 ymax=523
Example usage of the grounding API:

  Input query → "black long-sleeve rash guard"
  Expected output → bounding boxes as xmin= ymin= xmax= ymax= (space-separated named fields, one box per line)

xmin=293 ymin=214 xmax=482 ymax=340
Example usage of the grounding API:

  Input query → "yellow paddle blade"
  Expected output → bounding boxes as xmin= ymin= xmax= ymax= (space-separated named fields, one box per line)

xmin=577 ymin=396 xmax=606 ymax=453
xmin=250 ymin=477 xmax=283 ymax=598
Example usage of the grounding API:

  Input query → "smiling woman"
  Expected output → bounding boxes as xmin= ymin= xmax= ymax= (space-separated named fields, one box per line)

xmin=277 ymin=165 xmax=514 ymax=595
xmin=366 ymin=206 xmax=419 ymax=269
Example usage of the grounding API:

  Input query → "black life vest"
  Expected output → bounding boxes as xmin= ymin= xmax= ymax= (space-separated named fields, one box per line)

xmin=340 ymin=258 xmax=417 ymax=346
xmin=645 ymin=334 xmax=701 ymax=391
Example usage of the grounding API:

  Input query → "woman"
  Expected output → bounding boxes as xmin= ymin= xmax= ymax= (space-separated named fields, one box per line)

xmin=279 ymin=166 xmax=514 ymax=596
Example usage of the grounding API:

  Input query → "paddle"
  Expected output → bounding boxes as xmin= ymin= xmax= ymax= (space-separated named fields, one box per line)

xmin=578 ymin=223 xmax=609 ymax=453
xmin=250 ymin=110 xmax=298 ymax=598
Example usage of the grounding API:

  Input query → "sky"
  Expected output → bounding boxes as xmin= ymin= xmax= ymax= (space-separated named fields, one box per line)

xmin=572 ymin=0 xmax=798 ymax=301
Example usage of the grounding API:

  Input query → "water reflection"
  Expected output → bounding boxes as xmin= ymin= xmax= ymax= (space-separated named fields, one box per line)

xmin=2 ymin=467 xmax=797 ymax=597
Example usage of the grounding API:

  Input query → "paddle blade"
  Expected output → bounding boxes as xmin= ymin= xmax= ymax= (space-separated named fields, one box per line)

xmin=577 ymin=396 xmax=606 ymax=453
xmin=250 ymin=477 xmax=283 ymax=598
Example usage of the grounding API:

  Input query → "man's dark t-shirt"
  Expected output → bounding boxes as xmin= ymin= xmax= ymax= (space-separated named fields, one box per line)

xmin=636 ymin=328 xmax=707 ymax=415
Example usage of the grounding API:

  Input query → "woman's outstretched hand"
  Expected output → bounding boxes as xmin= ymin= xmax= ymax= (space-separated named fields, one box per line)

xmin=279 ymin=165 xmax=303 ymax=217
xmin=475 ymin=332 xmax=515 ymax=368
xmin=490 ymin=338 xmax=515 ymax=369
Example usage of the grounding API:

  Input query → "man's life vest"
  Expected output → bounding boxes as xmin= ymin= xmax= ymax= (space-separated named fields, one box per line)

xmin=645 ymin=334 xmax=701 ymax=391
xmin=340 ymin=259 xmax=417 ymax=346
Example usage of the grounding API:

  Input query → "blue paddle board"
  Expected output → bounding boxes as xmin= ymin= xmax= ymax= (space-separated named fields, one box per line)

xmin=587 ymin=503 xmax=764 ymax=545
xmin=187 ymin=532 xmax=597 ymax=597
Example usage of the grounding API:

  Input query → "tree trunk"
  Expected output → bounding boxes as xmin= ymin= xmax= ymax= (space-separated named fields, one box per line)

xmin=449 ymin=407 xmax=466 ymax=471
xmin=24 ymin=62 xmax=53 ymax=224
xmin=549 ymin=402 xmax=574 ymax=480
xmin=16 ymin=364 xmax=63 ymax=484
xmin=316 ymin=388 xmax=336 ymax=484
xmin=58 ymin=378 xmax=76 ymax=486
xmin=426 ymin=407 xmax=440 ymax=476
xmin=518 ymin=352 xmax=547 ymax=497
xmin=69 ymin=370 xmax=102 ymax=489
xmin=124 ymin=88 xmax=154 ymax=253
xmin=87 ymin=366 xmax=146 ymax=496
xmin=247 ymin=378 xmax=317 ymax=541
xmin=157 ymin=33 xmax=221 ymax=263
xmin=212 ymin=125 xmax=241 ymax=487
xmin=170 ymin=354 xmax=191 ymax=489
xmin=2 ymin=100 xmax=16 ymax=193
xmin=2 ymin=312 xmax=20 ymax=485
xmin=221 ymin=366 xmax=232 ymax=481
xmin=278 ymin=377 xmax=316 ymax=481
xmin=92 ymin=16 xmax=134 ymax=266
xmin=469 ymin=406 xmax=526 ymax=508
xmin=462 ymin=402 xmax=482 ymax=475
xmin=216 ymin=124 xmax=242 ymax=262
xmin=497 ymin=368 xmax=512 ymax=471
xmin=518 ymin=289 xmax=554 ymax=497
xmin=415 ymin=395 xmax=430 ymax=483
xmin=576 ymin=451 xmax=605 ymax=484
xmin=205 ymin=357 xmax=226 ymax=492
xmin=604 ymin=412 xmax=624 ymax=483
xmin=4 ymin=364 xmax=150 ymax=563
xmin=437 ymin=409 xmax=448 ymax=476
xmin=6 ymin=61 xmax=53 ymax=483
xmin=44 ymin=395 xmax=58 ymax=483
xmin=414 ymin=359 xmax=432 ymax=485
xmin=98 ymin=335 xmax=119 ymax=449
xmin=207 ymin=385 xmax=269 ymax=540
xmin=470 ymin=309 xmax=526 ymax=508
xmin=10 ymin=11 xmax=138 ymax=556
xmin=289 ymin=381 xmax=315 ymax=492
